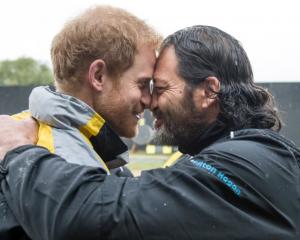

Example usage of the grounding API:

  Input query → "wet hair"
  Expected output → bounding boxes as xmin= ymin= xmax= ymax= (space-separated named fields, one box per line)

xmin=161 ymin=25 xmax=282 ymax=131
xmin=51 ymin=5 xmax=162 ymax=89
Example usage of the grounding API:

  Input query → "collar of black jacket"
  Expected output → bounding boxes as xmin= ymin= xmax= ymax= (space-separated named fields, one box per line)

xmin=90 ymin=123 xmax=128 ymax=163
xmin=178 ymin=120 xmax=230 ymax=155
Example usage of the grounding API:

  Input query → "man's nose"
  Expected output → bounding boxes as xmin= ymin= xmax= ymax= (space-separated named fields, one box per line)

xmin=149 ymin=91 xmax=158 ymax=111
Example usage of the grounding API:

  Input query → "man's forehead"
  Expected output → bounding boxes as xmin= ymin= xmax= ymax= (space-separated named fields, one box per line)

xmin=153 ymin=63 xmax=173 ymax=84
xmin=153 ymin=61 xmax=168 ymax=81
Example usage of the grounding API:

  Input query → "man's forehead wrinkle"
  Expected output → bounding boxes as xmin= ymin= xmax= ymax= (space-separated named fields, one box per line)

xmin=153 ymin=69 xmax=169 ymax=83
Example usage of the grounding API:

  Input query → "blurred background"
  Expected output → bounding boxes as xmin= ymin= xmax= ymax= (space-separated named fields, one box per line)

xmin=1 ymin=0 xmax=299 ymax=174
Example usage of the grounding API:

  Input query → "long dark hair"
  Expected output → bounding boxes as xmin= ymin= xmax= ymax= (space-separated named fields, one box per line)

xmin=161 ymin=25 xmax=282 ymax=131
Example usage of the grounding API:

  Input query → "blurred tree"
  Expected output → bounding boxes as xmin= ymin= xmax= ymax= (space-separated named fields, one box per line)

xmin=0 ymin=57 xmax=53 ymax=86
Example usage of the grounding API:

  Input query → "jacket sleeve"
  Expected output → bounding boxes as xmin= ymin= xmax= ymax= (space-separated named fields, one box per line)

xmin=1 ymin=146 xmax=218 ymax=240
xmin=1 ymin=146 xmax=166 ymax=240
xmin=1 ymin=145 xmax=114 ymax=239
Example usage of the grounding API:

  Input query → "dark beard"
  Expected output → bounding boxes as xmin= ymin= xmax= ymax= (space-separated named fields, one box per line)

xmin=152 ymin=89 xmax=209 ymax=147
xmin=152 ymin=117 xmax=208 ymax=147
xmin=152 ymin=125 xmax=179 ymax=146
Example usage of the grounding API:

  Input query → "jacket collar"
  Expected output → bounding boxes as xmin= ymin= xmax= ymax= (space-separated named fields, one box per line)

xmin=29 ymin=86 xmax=105 ymax=137
xmin=29 ymin=86 xmax=129 ymax=164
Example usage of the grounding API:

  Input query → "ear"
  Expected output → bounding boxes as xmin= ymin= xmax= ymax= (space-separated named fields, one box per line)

xmin=88 ymin=59 xmax=107 ymax=92
xmin=205 ymin=76 xmax=220 ymax=98
xmin=193 ymin=76 xmax=220 ymax=110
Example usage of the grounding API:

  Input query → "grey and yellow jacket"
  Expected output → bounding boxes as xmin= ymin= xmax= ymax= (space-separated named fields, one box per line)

xmin=0 ymin=86 xmax=131 ymax=239
xmin=13 ymin=86 xmax=129 ymax=173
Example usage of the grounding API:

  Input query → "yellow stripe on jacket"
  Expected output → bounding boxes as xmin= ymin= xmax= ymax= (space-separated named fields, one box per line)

xmin=12 ymin=112 xmax=55 ymax=153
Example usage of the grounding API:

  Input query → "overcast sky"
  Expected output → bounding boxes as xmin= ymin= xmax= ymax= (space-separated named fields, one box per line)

xmin=0 ymin=0 xmax=299 ymax=82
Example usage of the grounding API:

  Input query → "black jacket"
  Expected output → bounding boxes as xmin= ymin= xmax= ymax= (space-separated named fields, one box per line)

xmin=1 ymin=128 xmax=300 ymax=239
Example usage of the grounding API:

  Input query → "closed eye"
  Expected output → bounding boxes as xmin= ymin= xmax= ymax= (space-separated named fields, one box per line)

xmin=137 ymin=78 xmax=151 ymax=90
xmin=153 ymin=86 xmax=166 ymax=95
xmin=138 ymin=82 xmax=148 ymax=89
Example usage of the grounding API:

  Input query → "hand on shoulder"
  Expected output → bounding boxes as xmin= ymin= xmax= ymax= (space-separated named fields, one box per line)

xmin=0 ymin=115 xmax=38 ymax=160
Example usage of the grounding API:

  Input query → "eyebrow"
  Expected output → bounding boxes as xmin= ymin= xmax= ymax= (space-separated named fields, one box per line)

xmin=138 ymin=77 xmax=152 ymax=82
xmin=153 ymin=77 xmax=168 ymax=84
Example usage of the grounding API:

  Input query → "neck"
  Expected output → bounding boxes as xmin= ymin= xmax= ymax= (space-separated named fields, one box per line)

xmin=178 ymin=120 xmax=229 ymax=155
xmin=56 ymin=83 xmax=94 ymax=109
